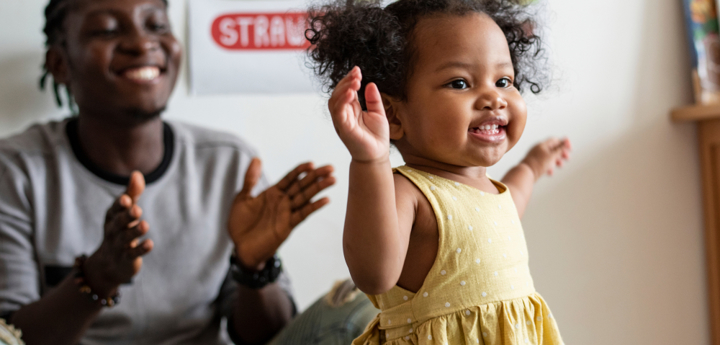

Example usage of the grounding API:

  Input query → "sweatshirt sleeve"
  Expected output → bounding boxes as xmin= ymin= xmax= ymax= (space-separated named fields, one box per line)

xmin=0 ymin=153 xmax=39 ymax=318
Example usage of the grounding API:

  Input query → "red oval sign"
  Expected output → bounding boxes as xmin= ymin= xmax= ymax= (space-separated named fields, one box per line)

xmin=211 ymin=12 xmax=311 ymax=50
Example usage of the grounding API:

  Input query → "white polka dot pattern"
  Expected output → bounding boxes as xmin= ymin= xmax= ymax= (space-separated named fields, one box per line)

xmin=356 ymin=166 xmax=562 ymax=345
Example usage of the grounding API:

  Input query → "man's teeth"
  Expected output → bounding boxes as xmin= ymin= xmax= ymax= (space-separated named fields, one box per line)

xmin=124 ymin=67 xmax=160 ymax=81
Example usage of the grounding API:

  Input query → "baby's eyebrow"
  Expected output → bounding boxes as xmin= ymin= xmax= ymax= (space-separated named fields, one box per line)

xmin=434 ymin=61 xmax=472 ymax=72
xmin=434 ymin=61 xmax=513 ymax=72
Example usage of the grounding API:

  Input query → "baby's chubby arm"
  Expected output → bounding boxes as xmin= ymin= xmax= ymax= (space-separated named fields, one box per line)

xmin=502 ymin=138 xmax=572 ymax=218
xmin=329 ymin=67 xmax=414 ymax=295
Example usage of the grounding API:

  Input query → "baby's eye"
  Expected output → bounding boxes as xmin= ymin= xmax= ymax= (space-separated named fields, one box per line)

xmin=496 ymin=77 xmax=512 ymax=88
xmin=448 ymin=80 xmax=469 ymax=89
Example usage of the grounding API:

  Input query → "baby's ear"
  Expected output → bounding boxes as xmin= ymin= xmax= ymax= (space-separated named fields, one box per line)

xmin=380 ymin=93 xmax=404 ymax=140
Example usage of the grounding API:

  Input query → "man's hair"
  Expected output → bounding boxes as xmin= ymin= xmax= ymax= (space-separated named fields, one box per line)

xmin=40 ymin=0 xmax=169 ymax=110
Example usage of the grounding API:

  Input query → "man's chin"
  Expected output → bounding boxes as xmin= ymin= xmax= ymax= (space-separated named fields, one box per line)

xmin=125 ymin=106 xmax=166 ymax=122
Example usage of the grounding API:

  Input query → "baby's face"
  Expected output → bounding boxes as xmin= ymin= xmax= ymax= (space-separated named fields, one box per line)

xmin=393 ymin=13 xmax=527 ymax=168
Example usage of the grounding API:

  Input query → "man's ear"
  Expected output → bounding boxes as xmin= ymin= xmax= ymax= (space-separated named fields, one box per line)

xmin=380 ymin=93 xmax=404 ymax=141
xmin=45 ymin=46 xmax=69 ymax=85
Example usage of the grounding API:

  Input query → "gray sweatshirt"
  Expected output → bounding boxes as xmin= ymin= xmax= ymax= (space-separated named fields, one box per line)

xmin=0 ymin=118 xmax=291 ymax=344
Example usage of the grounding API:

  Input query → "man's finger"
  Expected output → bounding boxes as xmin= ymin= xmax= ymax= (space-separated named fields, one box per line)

xmin=290 ymin=197 xmax=330 ymax=228
xmin=285 ymin=165 xmax=334 ymax=196
xmin=127 ymin=239 xmax=154 ymax=259
xmin=276 ymin=162 xmax=314 ymax=191
xmin=120 ymin=220 xmax=149 ymax=245
xmin=126 ymin=171 xmax=146 ymax=203
xmin=291 ymin=175 xmax=336 ymax=210
xmin=105 ymin=194 xmax=133 ymax=225
xmin=238 ymin=158 xmax=263 ymax=200
xmin=105 ymin=205 xmax=142 ymax=239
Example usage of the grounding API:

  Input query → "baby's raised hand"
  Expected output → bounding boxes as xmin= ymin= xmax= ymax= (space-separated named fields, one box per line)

xmin=521 ymin=138 xmax=572 ymax=180
xmin=328 ymin=66 xmax=390 ymax=162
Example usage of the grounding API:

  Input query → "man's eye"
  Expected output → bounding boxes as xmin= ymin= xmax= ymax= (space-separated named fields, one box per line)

xmin=148 ymin=23 xmax=169 ymax=33
xmin=496 ymin=77 xmax=512 ymax=88
xmin=92 ymin=28 xmax=118 ymax=37
xmin=449 ymin=80 xmax=468 ymax=89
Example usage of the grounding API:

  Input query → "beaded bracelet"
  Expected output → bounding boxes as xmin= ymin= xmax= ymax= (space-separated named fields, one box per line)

xmin=73 ymin=255 xmax=120 ymax=307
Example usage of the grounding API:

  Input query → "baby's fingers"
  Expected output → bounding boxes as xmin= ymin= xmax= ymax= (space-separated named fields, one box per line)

xmin=364 ymin=83 xmax=385 ymax=117
xmin=561 ymin=137 xmax=572 ymax=150
xmin=329 ymin=67 xmax=361 ymax=108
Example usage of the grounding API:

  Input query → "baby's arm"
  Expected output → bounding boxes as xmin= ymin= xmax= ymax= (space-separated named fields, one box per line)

xmin=330 ymin=67 xmax=414 ymax=294
xmin=502 ymin=138 xmax=572 ymax=218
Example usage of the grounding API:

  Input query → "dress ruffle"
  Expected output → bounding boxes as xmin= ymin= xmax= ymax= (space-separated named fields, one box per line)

xmin=353 ymin=293 xmax=563 ymax=345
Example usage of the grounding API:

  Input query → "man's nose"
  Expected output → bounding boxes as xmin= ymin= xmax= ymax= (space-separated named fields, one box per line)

xmin=119 ymin=30 xmax=159 ymax=55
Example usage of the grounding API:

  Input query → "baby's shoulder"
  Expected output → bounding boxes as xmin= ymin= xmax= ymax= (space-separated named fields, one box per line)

xmin=393 ymin=171 xmax=424 ymax=204
xmin=393 ymin=172 xmax=436 ymax=224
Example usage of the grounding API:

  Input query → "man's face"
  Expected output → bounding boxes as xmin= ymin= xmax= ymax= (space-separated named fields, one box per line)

xmin=58 ymin=0 xmax=182 ymax=123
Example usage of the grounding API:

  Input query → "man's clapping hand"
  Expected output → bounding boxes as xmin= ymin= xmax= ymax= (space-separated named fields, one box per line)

xmin=229 ymin=158 xmax=336 ymax=270
xmin=84 ymin=172 xmax=153 ymax=297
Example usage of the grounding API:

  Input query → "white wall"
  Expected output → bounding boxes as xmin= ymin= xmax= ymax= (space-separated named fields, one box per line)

xmin=0 ymin=0 xmax=708 ymax=344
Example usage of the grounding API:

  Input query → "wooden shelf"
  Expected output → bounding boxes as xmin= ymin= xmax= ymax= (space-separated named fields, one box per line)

xmin=672 ymin=104 xmax=720 ymax=122
xmin=675 ymin=112 xmax=720 ymax=344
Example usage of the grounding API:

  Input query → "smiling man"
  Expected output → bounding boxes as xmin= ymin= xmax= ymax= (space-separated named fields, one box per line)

xmin=0 ymin=0 xmax=376 ymax=344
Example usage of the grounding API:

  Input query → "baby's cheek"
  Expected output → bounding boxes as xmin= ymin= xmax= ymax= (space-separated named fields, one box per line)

xmin=505 ymin=123 xmax=524 ymax=150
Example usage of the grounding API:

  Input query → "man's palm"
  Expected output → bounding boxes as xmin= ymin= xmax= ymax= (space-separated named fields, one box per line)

xmin=228 ymin=158 xmax=335 ymax=269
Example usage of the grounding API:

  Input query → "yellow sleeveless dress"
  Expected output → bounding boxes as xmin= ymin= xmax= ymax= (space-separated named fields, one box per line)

xmin=352 ymin=166 xmax=564 ymax=345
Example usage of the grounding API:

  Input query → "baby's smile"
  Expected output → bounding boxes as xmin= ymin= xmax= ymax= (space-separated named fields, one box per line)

xmin=468 ymin=117 xmax=509 ymax=144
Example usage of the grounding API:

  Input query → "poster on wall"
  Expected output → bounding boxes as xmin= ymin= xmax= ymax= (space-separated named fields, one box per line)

xmin=188 ymin=0 xmax=315 ymax=95
xmin=683 ymin=0 xmax=720 ymax=104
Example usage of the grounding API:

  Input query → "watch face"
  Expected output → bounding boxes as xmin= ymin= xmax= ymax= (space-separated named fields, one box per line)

xmin=230 ymin=254 xmax=282 ymax=289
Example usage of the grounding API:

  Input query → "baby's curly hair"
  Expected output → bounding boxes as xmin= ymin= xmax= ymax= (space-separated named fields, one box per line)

xmin=306 ymin=0 xmax=546 ymax=110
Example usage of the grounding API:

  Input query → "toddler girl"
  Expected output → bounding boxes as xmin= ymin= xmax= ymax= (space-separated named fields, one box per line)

xmin=307 ymin=0 xmax=570 ymax=344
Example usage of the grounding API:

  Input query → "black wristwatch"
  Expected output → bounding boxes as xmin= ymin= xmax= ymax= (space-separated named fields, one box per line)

xmin=230 ymin=254 xmax=282 ymax=289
